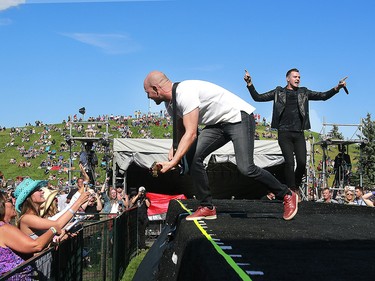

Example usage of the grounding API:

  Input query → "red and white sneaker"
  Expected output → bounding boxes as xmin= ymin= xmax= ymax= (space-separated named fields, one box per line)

xmin=186 ymin=206 xmax=217 ymax=221
xmin=283 ymin=191 xmax=298 ymax=221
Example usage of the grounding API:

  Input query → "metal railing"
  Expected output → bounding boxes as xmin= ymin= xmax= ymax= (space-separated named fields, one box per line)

xmin=1 ymin=208 xmax=138 ymax=281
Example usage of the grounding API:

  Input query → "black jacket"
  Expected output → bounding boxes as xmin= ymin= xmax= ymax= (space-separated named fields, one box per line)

xmin=247 ymin=85 xmax=338 ymax=130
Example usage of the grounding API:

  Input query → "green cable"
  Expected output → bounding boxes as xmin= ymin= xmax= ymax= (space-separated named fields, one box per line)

xmin=175 ymin=200 xmax=252 ymax=281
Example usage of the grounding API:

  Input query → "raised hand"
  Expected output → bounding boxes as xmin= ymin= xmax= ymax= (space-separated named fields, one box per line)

xmin=244 ymin=69 xmax=252 ymax=85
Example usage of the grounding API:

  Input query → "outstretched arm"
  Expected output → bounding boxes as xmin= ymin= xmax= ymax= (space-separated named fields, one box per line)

xmin=362 ymin=191 xmax=375 ymax=207
xmin=2 ymin=223 xmax=59 ymax=254
xmin=79 ymin=163 xmax=90 ymax=183
xmin=20 ymin=192 xmax=90 ymax=231
xmin=159 ymin=108 xmax=199 ymax=173
xmin=244 ymin=69 xmax=276 ymax=102
xmin=309 ymin=77 xmax=348 ymax=101
xmin=95 ymin=193 xmax=103 ymax=211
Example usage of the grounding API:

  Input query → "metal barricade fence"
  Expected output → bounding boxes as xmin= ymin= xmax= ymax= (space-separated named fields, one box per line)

xmin=0 ymin=207 xmax=138 ymax=281
xmin=53 ymin=230 xmax=84 ymax=281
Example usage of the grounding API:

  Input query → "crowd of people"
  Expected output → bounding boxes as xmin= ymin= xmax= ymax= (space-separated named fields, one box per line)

xmin=315 ymin=185 xmax=375 ymax=205
xmin=0 ymin=163 xmax=151 ymax=279
xmin=1 ymin=105 xmax=282 ymax=183
xmin=0 ymin=106 xmax=281 ymax=195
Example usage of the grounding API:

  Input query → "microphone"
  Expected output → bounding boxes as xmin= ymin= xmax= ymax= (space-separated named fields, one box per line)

xmin=340 ymin=77 xmax=349 ymax=95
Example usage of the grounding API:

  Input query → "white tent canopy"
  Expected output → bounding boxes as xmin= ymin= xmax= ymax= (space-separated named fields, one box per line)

xmin=113 ymin=138 xmax=292 ymax=172
xmin=112 ymin=138 xmax=311 ymax=198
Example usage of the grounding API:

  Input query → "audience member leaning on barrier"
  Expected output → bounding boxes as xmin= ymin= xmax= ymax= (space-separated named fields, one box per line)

xmin=15 ymin=178 xmax=89 ymax=235
xmin=14 ymin=178 xmax=89 ymax=279
xmin=362 ymin=191 xmax=375 ymax=207
xmin=0 ymin=191 xmax=61 ymax=279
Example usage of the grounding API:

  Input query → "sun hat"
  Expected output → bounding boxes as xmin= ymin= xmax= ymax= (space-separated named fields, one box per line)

xmin=39 ymin=187 xmax=58 ymax=217
xmin=14 ymin=178 xmax=48 ymax=213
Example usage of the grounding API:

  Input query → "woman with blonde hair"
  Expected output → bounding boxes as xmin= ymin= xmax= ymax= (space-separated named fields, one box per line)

xmin=0 ymin=191 xmax=60 ymax=280
xmin=15 ymin=179 xmax=89 ymax=234
xmin=343 ymin=186 xmax=356 ymax=205
xmin=14 ymin=178 xmax=89 ymax=279
xmin=39 ymin=187 xmax=59 ymax=218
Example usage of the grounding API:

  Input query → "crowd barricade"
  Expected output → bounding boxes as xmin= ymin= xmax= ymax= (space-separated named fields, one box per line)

xmin=0 ymin=207 xmax=138 ymax=281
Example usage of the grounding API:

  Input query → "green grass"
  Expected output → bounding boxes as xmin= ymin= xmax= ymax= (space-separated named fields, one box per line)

xmin=0 ymin=119 xmax=357 ymax=189
xmin=122 ymin=250 xmax=149 ymax=281
xmin=0 ymin=119 xmax=173 ymax=186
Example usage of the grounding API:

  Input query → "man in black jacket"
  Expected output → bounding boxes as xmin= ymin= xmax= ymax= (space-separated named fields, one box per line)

xmin=244 ymin=68 xmax=347 ymax=195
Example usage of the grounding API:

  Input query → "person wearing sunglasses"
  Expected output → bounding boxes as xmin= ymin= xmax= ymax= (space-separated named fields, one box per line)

xmin=0 ymin=191 xmax=60 ymax=279
xmin=14 ymin=178 xmax=89 ymax=280
xmin=343 ymin=186 xmax=356 ymax=205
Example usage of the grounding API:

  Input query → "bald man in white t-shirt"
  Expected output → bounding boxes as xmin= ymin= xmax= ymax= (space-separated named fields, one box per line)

xmin=144 ymin=70 xmax=298 ymax=221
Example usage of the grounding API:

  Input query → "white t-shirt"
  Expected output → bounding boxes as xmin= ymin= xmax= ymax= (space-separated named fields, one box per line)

xmin=57 ymin=194 xmax=68 ymax=212
xmin=49 ymin=191 xmax=81 ymax=221
xmin=165 ymin=80 xmax=256 ymax=125
xmin=110 ymin=201 xmax=119 ymax=214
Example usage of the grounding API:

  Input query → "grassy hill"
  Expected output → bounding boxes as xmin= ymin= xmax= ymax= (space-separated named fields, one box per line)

xmin=0 ymin=117 xmax=175 ymax=187
xmin=0 ymin=117 xmax=357 ymax=190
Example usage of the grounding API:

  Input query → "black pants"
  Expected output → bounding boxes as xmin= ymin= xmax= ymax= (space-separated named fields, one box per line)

xmin=187 ymin=112 xmax=289 ymax=206
xmin=138 ymin=218 xmax=149 ymax=249
xmin=278 ymin=131 xmax=307 ymax=189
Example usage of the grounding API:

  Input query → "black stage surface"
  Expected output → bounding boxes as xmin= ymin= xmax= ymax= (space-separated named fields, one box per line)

xmin=134 ymin=199 xmax=375 ymax=281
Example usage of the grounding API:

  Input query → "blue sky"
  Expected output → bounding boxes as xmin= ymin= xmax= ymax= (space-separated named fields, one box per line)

xmin=0 ymin=0 xmax=374 ymax=139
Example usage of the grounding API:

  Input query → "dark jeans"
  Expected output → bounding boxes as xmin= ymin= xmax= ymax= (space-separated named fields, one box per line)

xmin=138 ymin=218 xmax=149 ymax=249
xmin=188 ymin=111 xmax=289 ymax=206
xmin=277 ymin=130 xmax=307 ymax=189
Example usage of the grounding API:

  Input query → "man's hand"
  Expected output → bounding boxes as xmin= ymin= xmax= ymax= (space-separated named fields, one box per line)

xmin=335 ymin=76 xmax=348 ymax=93
xmin=150 ymin=161 xmax=162 ymax=177
xmin=150 ymin=160 xmax=180 ymax=177
xmin=78 ymin=191 xmax=90 ymax=205
xmin=244 ymin=69 xmax=252 ymax=86
xmin=159 ymin=161 xmax=176 ymax=174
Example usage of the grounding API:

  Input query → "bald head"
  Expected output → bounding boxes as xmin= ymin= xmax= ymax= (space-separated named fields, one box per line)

xmin=144 ymin=71 xmax=170 ymax=88
xmin=144 ymin=71 xmax=173 ymax=105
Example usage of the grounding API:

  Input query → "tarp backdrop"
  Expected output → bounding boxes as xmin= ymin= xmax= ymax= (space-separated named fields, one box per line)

xmin=113 ymin=139 xmax=310 ymax=199
xmin=147 ymin=193 xmax=187 ymax=220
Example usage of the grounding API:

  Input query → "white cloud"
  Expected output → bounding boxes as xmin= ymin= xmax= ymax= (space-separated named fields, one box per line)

xmin=0 ymin=0 xmax=25 ymax=11
xmin=62 ymin=32 xmax=142 ymax=54
xmin=0 ymin=18 xmax=12 ymax=25
xmin=1 ymin=0 xmax=166 ymax=11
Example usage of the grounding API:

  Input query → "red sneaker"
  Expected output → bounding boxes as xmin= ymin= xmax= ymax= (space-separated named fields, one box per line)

xmin=283 ymin=191 xmax=298 ymax=220
xmin=186 ymin=206 xmax=217 ymax=221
